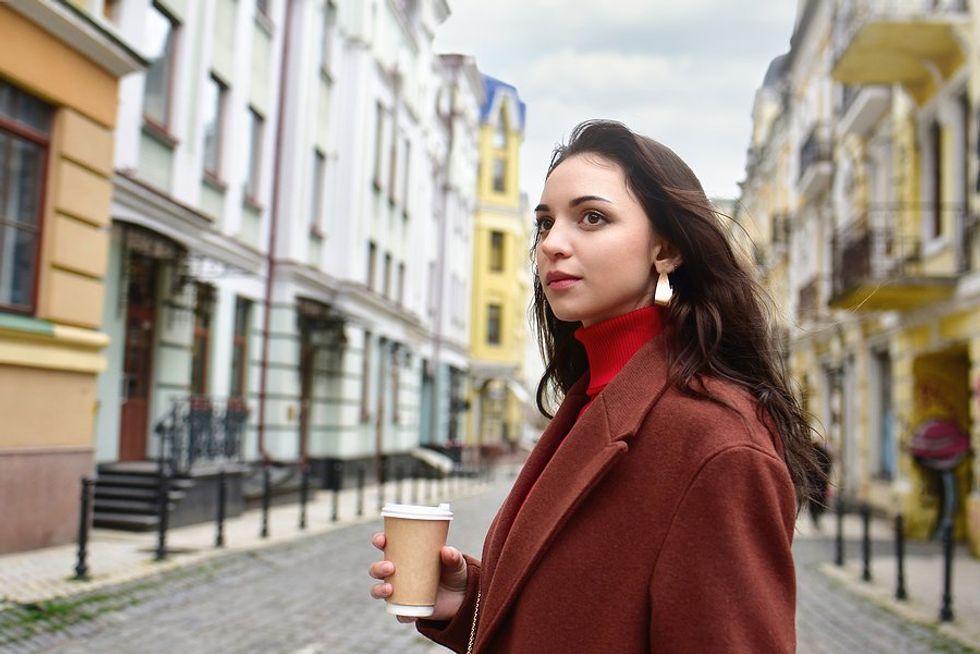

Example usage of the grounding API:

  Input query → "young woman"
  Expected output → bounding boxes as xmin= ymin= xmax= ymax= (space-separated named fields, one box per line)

xmin=369 ymin=120 xmax=821 ymax=653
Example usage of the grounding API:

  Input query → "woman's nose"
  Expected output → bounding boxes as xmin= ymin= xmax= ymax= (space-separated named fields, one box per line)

xmin=538 ymin=222 xmax=571 ymax=258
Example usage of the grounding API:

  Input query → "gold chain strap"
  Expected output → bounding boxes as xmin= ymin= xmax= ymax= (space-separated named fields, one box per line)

xmin=465 ymin=591 xmax=481 ymax=654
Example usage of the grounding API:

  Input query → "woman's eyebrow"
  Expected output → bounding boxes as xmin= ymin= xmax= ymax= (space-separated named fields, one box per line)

xmin=534 ymin=195 xmax=612 ymax=213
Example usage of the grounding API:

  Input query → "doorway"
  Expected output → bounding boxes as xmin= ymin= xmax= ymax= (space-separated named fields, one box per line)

xmin=119 ymin=253 xmax=158 ymax=461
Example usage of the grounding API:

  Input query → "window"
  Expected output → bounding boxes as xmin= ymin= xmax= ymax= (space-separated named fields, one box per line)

xmin=873 ymin=350 xmax=895 ymax=480
xmin=401 ymin=138 xmax=411 ymax=216
xmin=427 ymin=260 xmax=436 ymax=316
xmin=143 ymin=3 xmax=178 ymax=129
xmin=397 ymin=262 xmax=405 ymax=305
xmin=311 ymin=148 xmax=326 ymax=233
xmin=256 ymin=0 xmax=270 ymax=17
xmin=492 ymin=157 xmax=506 ymax=193
xmin=321 ymin=0 xmax=337 ymax=73
xmin=367 ymin=240 xmax=377 ymax=290
xmin=372 ymin=102 xmax=385 ymax=189
xmin=388 ymin=129 xmax=398 ymax=205
xmin=360 ymin=331 xmax=372 ymax=421
xmin=202 ymin=74 xmax=227 ymax=179
xmin=493 ymin=107 xmax=508 ymax=149
xmin=102 ymin=0 xmax=122 ymax=22
xmin=383 ymin=252 xmax=392 ymax=298
xmin=244 ymin=107 xmax=264 ymax=202
xmin=0 ymin=81 xmax=51 ymax=314
xmin=190 ymin=283 xmax=215 ymax=396
xmin=931 ymin=119 xmax=943 ymax=239
xmin=230 ymin=297 xmax=252 ymax=398
xmin=489 ymin=231 xmax=504 ymax=272
xmin=486 ymin=304 xmax=501 ymax=345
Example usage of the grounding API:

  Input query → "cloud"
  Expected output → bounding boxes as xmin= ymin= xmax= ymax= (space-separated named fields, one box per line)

xmin=434 ymin=1 xmax=798 ymax=200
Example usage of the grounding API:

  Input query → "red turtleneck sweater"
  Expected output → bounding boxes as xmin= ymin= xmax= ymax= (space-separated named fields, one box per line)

xmin=574 ymin=305 xmax=664 ymax=419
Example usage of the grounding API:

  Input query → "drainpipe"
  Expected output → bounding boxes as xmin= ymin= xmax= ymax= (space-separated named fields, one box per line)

xmin=430 ymin=58 xmax=459 ymax=447
xmin=257 ymin=0 xmax=295 ymax=466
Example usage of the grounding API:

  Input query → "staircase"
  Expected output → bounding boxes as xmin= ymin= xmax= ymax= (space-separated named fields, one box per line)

xmin=93 ymin=462 xmax=193 ymax=531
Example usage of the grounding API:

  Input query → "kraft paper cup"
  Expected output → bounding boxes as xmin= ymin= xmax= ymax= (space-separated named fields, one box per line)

xmin=381 ymin=503 xmax=453 ymax=617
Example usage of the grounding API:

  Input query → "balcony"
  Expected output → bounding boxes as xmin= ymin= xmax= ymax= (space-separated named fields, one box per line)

xmin=832 ymin=0 xmax=968 ymax=102
xmin=839 ymin=85 xmax=890 ymax=137
xmin=829 ymin=213 xmax=957 ymax=311
xmin=798 ymin=123 xmax=833 ymax=199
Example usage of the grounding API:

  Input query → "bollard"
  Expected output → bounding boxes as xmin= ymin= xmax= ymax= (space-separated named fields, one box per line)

xmin=260 ymin=464 xmax=271 ymax=539
xmin=74 ymin=476 xmax=93 ymax=580
xmin=834 ymin=496 xmax=845 ymax=567
xmin=895 ymin=513 xmax=907 ymax=600
xmin=215 ymin=469 xmax=227 ymax=548
xmin=939 ymin=521 xmax=955 ymax=622
xmin=299 ymin=463 xmax=310 ymax=530
xmin=861 ymin=504 xmax=872 ymax=582
xmin=331 ymin=461 xmax=342 ymax=523
xmin=395 ymin=467 xmax=403 ymax=504
xmin=356 ymin=464 xmax=365 ymax=517
xmin=412 ymin=472 xmax=419 ymax=505
xmin=155 ymin=468 xmax=170 ymax=561
xmin=377 ymin=462 xmax=385 ymax=513
xmin=443 ymin=472 xmax=449 ymax=498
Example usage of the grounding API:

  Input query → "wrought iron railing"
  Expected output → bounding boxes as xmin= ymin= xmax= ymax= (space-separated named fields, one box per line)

xmin=834 ymin=0 xmax=969 ymax=64
xmin=799 ymin=123 xmax=831 ymax=182
xmin=832 ymin=216 xmax=922 ymax=297
xmin=154 ymin=397 xmax=248 ymax=475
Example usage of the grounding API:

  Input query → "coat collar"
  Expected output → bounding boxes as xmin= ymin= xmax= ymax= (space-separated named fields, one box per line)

xmin=475 ymin=336 xmax=672 ymax=652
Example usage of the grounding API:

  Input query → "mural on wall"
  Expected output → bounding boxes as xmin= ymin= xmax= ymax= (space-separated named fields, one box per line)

xmin=906 ymin=352 xmax=973 ymax=540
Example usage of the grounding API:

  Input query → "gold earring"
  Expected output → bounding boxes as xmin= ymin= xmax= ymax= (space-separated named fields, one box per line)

xmin=654 ymin=269 xmax=672 ymax=306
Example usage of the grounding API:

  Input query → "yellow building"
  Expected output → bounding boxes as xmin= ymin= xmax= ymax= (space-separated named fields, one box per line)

xmin=0 ymin=1 xmax=143 ymax=553
xmin=467 ymin=75 xmax=529 ymax=452
xmin=743 ymin=0 xmax=979 ymax=555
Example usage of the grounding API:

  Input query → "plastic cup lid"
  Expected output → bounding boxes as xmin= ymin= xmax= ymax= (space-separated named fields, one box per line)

xmin=381 ymin=502 xmax=453 ymax=520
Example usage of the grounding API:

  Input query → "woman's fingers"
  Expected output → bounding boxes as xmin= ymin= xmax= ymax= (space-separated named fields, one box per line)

xmin=370 ymin=582 xmax=392 ymax=599
xmin=372 ymin=532 xmax=386 ymax=550
xmin=369 ymin=560 xmax=394 ymax=580
xmin=396 ymin=616 xmax=417 ymax=624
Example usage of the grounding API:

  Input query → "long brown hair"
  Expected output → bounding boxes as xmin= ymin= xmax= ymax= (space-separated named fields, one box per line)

xmin=531 ymin=120 xmax=821 ymax=507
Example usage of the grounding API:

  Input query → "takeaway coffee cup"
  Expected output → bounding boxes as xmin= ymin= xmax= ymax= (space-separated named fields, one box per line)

xmin=381 ymin=502 xmax=453 ymax=617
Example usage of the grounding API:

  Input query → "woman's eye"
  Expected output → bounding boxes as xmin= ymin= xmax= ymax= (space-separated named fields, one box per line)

xmin=583 ymin=211 xmax=605 ymax=226
xmin=536 ymin=218 xmax=553 ymax=232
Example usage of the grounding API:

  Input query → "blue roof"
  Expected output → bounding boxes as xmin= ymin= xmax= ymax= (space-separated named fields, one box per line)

xmin=480 ymin=75 xmax=526 ymax=131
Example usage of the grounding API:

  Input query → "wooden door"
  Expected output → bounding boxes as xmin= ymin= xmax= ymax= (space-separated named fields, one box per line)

xmin=119 ymin=255 xmax=157 ymax=461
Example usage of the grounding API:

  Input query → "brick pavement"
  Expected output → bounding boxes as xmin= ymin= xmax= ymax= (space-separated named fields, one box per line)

xmin=3 ymin=467 xmax=978 ymax=653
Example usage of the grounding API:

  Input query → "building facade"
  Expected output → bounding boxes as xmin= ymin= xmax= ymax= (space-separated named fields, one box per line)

xmin=740 ymin=0 xmax=980 ymax=554
xmin=0 ymin=0 xmax=143 ymax=553
xmin=466 ymin=76 xmax=530 ymax=453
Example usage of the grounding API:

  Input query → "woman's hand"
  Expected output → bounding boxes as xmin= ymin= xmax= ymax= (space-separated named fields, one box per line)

xmin=368 ymin=532 xmax=469 ymax=623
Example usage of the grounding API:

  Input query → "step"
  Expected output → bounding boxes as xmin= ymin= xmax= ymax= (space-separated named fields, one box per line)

xmin=96 ymin=474 xmax=194 ymax=490
xmin=95 ymin=498 xmax=175 ymax=514
xmin=94 ymin=487 xmax=186 ymax=502
xmin=93 ymin=512 xmax=159 ymax=531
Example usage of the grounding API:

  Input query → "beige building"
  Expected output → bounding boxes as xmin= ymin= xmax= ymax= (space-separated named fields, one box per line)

xmin=0 ymin=0 xmax=143 ymax=553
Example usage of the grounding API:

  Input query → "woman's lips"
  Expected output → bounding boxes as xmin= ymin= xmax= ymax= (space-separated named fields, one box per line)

xmin=547 ymin=277 xmax=580 ymax=290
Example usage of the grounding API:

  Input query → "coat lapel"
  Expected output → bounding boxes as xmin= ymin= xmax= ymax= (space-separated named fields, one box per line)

xmin=475 ymin=337 xmax=672 ymax=652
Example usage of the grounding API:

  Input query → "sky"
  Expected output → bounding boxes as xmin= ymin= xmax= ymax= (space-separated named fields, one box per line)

xmin=433 ymin=1 xmax=799 ymax=205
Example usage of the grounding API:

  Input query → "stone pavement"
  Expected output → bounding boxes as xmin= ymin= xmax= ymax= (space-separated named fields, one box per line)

xmin=0 ymin=469 xmax=499 ymax=609
xmin=796 ymin=510 xmax=980 ymax=652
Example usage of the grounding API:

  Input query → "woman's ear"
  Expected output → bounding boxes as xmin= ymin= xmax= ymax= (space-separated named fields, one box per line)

xmin=653 ymin=239 xmax=683 ymax=275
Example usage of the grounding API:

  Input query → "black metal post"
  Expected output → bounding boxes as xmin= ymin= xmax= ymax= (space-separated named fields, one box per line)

xmin=834 ymin=496 xmax=845 ymax=566
xmin=73 ymin=476 xmax=93 ymax=580
xmin=215 ymin=469 xmax=227 ymax=548
xmin=356 ymin=464 xmax=365 ymax=517
xmin=861 ymin=504 xmax=872 ymax=582
xmin=155 ymin=468 xmax=170 ymax=561
xmin=299 ymin=463 xmax=309 ymax=530
xmin=331 ymin=460 xmax=341 ymax=522
xmin=411 ymin=472 xmax=419 ymax=504
xmin=442 ymin=471 xmax=448 ymax=498
xmin=895 ymin=513 xmax=907 ymax=600
xmin=377 ymin=459 xmax=386 ymax=513
xmin=260 ymin=463 xmax=271 ymax=539
xmin=395 ymin=467 xmax=403 ymax=504
xmin=939 ymin=521 xmax=955 ymax=622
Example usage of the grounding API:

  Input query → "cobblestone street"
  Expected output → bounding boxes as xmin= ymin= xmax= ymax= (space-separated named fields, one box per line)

xmin=1 ymin=477 xmax=976 ymax=654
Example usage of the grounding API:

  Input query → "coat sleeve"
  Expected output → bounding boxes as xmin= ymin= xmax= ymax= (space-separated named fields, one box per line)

xmin=415 ymin=554 xmax=481 ymax=653
xmin=648 ymin=445 xmax=797 ymax=653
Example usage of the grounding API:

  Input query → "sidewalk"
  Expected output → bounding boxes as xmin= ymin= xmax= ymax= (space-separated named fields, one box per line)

xmin=796 ymin=511 xmax=980 ymax=651
xmin=0 ymin=468 xmax=513 ymax=610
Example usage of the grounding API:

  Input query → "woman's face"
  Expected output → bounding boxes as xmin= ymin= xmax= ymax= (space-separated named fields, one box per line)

xmin=535 ymin=153 xmax=660 ymax=327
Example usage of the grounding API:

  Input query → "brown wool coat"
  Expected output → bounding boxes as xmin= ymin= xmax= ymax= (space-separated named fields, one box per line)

xmin=417 ymin=337 xmax=798 ymax=653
